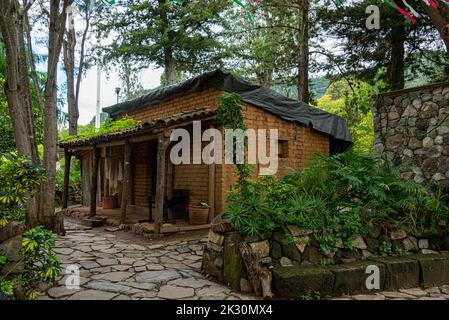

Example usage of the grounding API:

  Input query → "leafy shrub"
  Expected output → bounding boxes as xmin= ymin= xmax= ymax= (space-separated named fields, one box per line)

xmin=0 ymin=153 xmax=46 ymax=225
xmin=0 ymin=249 xmax=14 ymax=299
xmin=0 ymin=227 xmax=61 ymax=300
xmin=224 ymin=152 xmax=449 ymax=254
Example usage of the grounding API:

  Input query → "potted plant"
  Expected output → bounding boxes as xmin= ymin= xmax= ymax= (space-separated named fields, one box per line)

xmin=188 ymin=201 xmax=210 ymax=225
xmin=103 ymin=192 xmax=118 ymax=209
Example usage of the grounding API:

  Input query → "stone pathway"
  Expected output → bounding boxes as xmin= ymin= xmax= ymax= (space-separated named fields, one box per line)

xmin=335 ymin=286 xmax=449 ymax=300
xmin=39 ymin=220 xmax=449 ymax=301
xmin=39 ymin=220 xmax=255 ymax=300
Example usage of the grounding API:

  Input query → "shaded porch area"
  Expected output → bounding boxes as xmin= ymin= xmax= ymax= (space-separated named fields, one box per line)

xmin=59 ymin=109 xmax=219 ymax=237
xmin=65 ymin=206 xmax=210 ymax=235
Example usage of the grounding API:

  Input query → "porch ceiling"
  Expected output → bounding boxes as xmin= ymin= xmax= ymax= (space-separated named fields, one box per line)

xmin=59 ymin=108 xmax=216 ymax=149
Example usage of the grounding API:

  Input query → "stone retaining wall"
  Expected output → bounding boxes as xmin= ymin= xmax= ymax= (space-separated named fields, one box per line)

xmin=202 ymin=216 xmax=449 ymax=298
xmin=373 ymin=82 xmax=449 ymax=187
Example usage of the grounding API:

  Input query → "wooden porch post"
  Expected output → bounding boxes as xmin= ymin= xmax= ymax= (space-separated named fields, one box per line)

xmin=62 ymin=149 xmax=72 ymax=209
xmin=130 ymin=145 xmax=135 ymax=206
xmin=89 ymin=146 xmax=101 ymax=217
xmin=208 ymin=162 xmax=216 ymax=223
xmin=154 ymin=134 xmax=170 ymax=237
xmin=208 ymin=124 xmax=216 ymax=223
xmin=120 ymin=140 xmax=132 ymax=225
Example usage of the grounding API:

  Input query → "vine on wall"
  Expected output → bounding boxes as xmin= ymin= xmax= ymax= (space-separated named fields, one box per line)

xmin=216 ymin=93 xmax=252 ymax=189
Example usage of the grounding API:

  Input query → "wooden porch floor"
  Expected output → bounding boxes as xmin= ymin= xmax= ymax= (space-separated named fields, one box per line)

xmin=65 ymin=206 xmax=210 ymax=234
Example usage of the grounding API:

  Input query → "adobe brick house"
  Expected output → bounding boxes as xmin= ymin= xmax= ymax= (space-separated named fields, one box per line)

xmin=59 ymin=70 xmax=352 ymax=235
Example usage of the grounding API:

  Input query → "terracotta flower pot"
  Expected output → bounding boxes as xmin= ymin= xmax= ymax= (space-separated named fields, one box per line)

xmin=188 ymin=205 xmax=210 ymax=225
xmin=103 ymin=196 xmax=118 ymax=209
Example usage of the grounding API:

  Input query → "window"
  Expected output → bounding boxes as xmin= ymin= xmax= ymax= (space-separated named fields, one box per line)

xmin=278 ymin=140 xmax=289 ymax=159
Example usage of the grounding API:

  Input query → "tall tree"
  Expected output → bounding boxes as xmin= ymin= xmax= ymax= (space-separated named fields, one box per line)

xmin=221 ymin=1 xmax=293 ymax=88
xmin=95 ymin=0 xmax=227 ymax=85
xmin=297 ymin=0 xmax=310 ymax=102
xmin=0 ymin=0 xmax=72 ymax=231
xmin=117 ymin=57 xmax=145 ymax=101
xmin=221 ymin=0 xmax=316 ymax=102
xmin=418 ymin=0 xmax=449 ymax=55
xmin=315 ymin=0 xmax=447 ymax=90
xmin=63 ymin=0 xmax=93 ymax=136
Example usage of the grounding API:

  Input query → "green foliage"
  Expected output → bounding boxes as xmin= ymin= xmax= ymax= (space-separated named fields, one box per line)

xmin=0 ymin=227 xmax=60 ymax=300
xmin=315 ymin=0 xmax=448 ymax=89
xmin=17 ymin=226 xmax=61 ymax=299
xmin=0 ymin=97 xmax=15 ymax=153
xmin=0 ymin=250 xmax=6 ymax=266
xmin=220 ymin=0 xmax=300 ymax=92
xmin=94 ymin=0 xmax=227 ymax=80
xmin=216 ymin=93 xmax=252 ymax=188
xmin=314 ymin=80 xmax=376 ymax=153
xmin=0 ymin=153 xmax=46 ymax=225
xmin=0 ymin=278 xmax=14 ymax=298
xmin=224 ymin=152 xmax=449 ymax=256
xmin=0 ymin=250 xmax=14 ymax=298
xmin=377 ymin=240 xmax=403 ymax=256
xmin=297 ymin=291 xmax=321 ymax=300
xmin=56 ymin=158 xmax=82 ymax=205
xmin=0 ymin=43 xmax=45 ymax=152
xmin=59 ymin=115 xmax=141 ymax=142
xmin=216 ymin=93 xmax=245 ymax=130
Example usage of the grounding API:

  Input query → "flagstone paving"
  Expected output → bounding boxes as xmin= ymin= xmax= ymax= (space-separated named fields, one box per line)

xmin=39 ymin=220 xmax=449 ymax=300
xmin=39 ymin=220 xmax=255 ymax=300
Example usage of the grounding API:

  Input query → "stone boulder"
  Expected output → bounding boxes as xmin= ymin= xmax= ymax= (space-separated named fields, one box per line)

xmin=0 ymin=235 xmax=24 ymax=275
xmin=210 ymin=215 xmax=235 ymax=233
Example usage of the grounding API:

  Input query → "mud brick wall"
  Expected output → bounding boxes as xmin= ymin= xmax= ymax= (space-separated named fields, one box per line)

xmin=112 ymin=88 xmax=330 ymax=216
xmin=374 ymin=82 xmax=449 ymax=187
xmin=117 ymin=88 xmax=223 ymax=123
xmin=218 ymin=104 xmax=330 ymax=214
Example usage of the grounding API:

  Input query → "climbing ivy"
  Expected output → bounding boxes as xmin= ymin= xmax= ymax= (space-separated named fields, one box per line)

xmin=216 ymin=93 xmax=252 ymax=189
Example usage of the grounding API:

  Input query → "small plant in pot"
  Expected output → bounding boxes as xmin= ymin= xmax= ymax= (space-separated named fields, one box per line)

xmin=188 ymin=200 xmax=210 ymax=225
xmin=103 ymin=192 xmax=118 ymax=209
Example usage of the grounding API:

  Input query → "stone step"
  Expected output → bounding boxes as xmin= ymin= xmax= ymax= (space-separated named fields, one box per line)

xmin=272 ymin=253 xmax=449 ymax=298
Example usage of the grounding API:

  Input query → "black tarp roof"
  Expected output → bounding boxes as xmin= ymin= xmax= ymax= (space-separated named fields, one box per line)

xmin=103 ymin=69 xmax=352 ymax=153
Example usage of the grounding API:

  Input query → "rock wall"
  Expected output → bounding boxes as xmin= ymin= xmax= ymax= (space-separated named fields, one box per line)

xmin=202 ymin=216 xmax=449 ymax=297
xmin=373 ymin=82 xmax=449 ymax=186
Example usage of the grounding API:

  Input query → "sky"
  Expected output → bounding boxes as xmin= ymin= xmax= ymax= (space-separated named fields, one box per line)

xmin=74 ymin=67 xmax=164 ymax=124
xmin=32 ymin=4 xmax=165 ymax=126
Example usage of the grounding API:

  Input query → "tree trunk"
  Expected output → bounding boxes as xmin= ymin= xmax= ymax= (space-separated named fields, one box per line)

xmin=120 ymin=140 xmax=131 ymax=225
xmin=0 ymin=0 xmax=72 ymax=233
xmin=389 ymin=20 xmax=405 ymax=91
xmin=25 ymin=13 xmax=44 ymax=114
xmin=17 ymin=8 xmax=39 ymax=164
xmin=75 ymin=9 xmax=91 ymax=108
xmin=164 ymin=48 xmax=175 ymax=85
xmin=419 ymin=0 xmax=449 ymax=56
xmin=158 ymin=0 xmax=176 ymax=86
xmin=64 ymin=4 xmax=91 ymax=136
xmin=0 ymin=0 xmax=38 ymax=160
xmin=40 ymin=0 xmax=72 ymax=233
xmin=298 ymin=0 xmax=309 ymax=103
xmin=63 ymin=26 xmax=78 ymax=136
xmin=154 ymin=134 xmax=169 ymax=237
xmin=89 ymin=147 xmax=101 ymax=217
xmin=0 ymin=0 xmax=40 ymax=227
